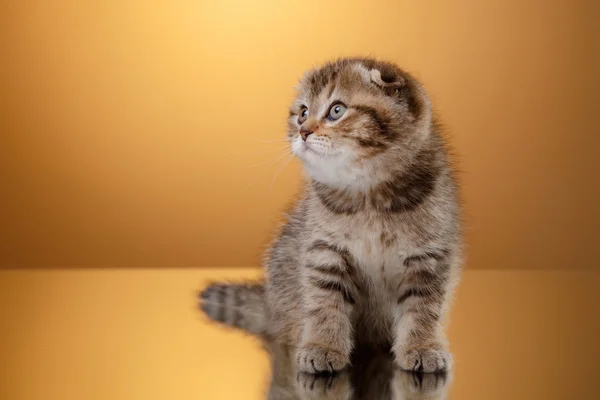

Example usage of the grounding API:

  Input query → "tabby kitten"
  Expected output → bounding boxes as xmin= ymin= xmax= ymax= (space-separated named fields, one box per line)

xmin=200 ymin=57 xmax=462 ymax=374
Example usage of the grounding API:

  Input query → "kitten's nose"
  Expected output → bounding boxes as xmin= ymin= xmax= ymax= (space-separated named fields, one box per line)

xmin=300 ymin=127 xmax=313 ymax=141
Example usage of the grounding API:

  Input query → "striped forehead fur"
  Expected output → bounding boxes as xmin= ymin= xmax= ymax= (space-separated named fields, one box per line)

xmin=295 ymin=57 xmax=429 ymax=127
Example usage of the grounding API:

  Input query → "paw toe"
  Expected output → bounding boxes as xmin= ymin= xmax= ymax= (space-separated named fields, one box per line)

xmin=296 ymin=345 xmax=349 ymax=373
xmin=395 ymin=345 xmax=451 ymax=373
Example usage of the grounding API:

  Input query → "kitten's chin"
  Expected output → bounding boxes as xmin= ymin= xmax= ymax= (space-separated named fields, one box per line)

xmin=301 ymin=156 xmax=373 ymax=191
xmin=292 ymin=138 xmax=371 ymax=188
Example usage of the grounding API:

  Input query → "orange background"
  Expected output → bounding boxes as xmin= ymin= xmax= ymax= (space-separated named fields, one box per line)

xmin=0 ymin=4 xmax=599 ymax=398
xmin=1 ymin=0 xmax=599 ymax=269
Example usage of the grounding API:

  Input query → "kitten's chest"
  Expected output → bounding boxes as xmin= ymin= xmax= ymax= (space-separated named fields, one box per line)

xmin=332 ymin=216 xmax=415 ymax=275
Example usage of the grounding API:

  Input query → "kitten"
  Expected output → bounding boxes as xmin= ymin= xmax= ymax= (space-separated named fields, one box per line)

xmin=200 ymin=57 xmax=462 ymax=374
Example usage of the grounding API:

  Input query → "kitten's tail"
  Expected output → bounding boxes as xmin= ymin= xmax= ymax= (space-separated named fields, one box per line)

xmin=198 ymin=282 xmax=268 ymax=337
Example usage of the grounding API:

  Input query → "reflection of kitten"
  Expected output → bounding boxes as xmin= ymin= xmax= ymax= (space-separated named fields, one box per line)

xmin=267 ymin=342 xmax=452 ymax=400
xmin=201 ymin=57 xmax=462 ymax=374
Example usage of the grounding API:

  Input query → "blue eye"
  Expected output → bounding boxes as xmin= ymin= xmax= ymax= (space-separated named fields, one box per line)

xmin=298 ymin=107 xmax=308 ymax=124
xmin=328 ymin=103 xmax=347 ymax=120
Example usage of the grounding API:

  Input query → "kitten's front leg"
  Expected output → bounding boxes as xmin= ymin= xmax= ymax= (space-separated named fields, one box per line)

xmin=393 ymin=250 xmax=455 ymax=373
xmin=296 ymin=239 xmax=357 ymax=373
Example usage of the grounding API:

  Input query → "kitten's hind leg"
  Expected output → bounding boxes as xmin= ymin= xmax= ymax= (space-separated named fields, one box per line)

xmin=295 ymin=239 xmax=358 ymax=373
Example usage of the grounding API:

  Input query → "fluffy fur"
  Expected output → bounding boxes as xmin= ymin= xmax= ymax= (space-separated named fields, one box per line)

xmin=200 ymin=57 xmax=463 ymax=374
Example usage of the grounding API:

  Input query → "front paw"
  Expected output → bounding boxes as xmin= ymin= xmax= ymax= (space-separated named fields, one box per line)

xmin=296 ymin=344 xmax=350 ymax=373
xmin=394 ymin=344 xmax=452 ymax=373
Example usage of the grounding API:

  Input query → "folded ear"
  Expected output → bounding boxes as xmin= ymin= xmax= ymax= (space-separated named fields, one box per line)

xmin=354 ymin=61 xmax=428 ymax=118
xmin=370 ymin=66 xmax=427 ymax=119
xmin=369 ymin=68 xmax=406 ymax=97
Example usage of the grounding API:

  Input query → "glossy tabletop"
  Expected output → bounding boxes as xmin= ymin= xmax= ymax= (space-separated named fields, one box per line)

xmin=0 ymin=268 xmax=598 ymax=399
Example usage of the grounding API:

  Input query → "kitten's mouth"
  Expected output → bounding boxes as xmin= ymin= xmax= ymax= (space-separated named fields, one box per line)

xmin=302 ymin=142 xmax=320 ymax=155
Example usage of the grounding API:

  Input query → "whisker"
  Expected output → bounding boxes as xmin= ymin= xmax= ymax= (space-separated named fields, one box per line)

xmin=243 ymin=157 xmax=286 ymax=168
xmin=223 ymin=145 xmax=289 ymax=157
xmin=258 ymin=139 xmax=289 ymax=143
xmin=242 ymin=150 xmax=293 ymax=192
xmin=250 ymin=145 xmax=290 ymax=155
xmin=269 ymin=154 xmax=295 ymax=189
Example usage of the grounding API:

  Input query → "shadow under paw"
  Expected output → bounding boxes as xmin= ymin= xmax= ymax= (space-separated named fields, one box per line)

xmin=296 ymin=371 xmax=352 ymax=400
xmin=392 ymin=369 xmax=452 ymax=399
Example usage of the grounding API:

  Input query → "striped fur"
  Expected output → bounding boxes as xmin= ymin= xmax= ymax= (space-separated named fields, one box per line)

xmin=200 ymin=283 xmax=267 ymax=337
xmin=199 ymin=57 xmax=463 ymax=375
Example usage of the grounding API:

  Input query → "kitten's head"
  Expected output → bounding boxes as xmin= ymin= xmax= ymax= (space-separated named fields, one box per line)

xmin=288 ymin=58 xmax=432 ymax=190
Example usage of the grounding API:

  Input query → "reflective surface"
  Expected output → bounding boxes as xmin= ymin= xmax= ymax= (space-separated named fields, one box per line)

xmin=266 ymin=342 xmax=452 ymax=399
xmin=1 ymin=268 xmax=599 ymax=399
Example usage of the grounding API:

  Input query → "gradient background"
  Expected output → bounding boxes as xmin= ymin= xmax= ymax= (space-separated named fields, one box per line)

xmin=2 ymin=0 xmax=599 ymax=270
xmin=1 ymin=1 xmax=600 ymax=399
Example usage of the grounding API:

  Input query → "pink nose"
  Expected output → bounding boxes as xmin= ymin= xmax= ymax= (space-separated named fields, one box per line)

xmin=300 ymin=128 xmax=313 ymax=141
